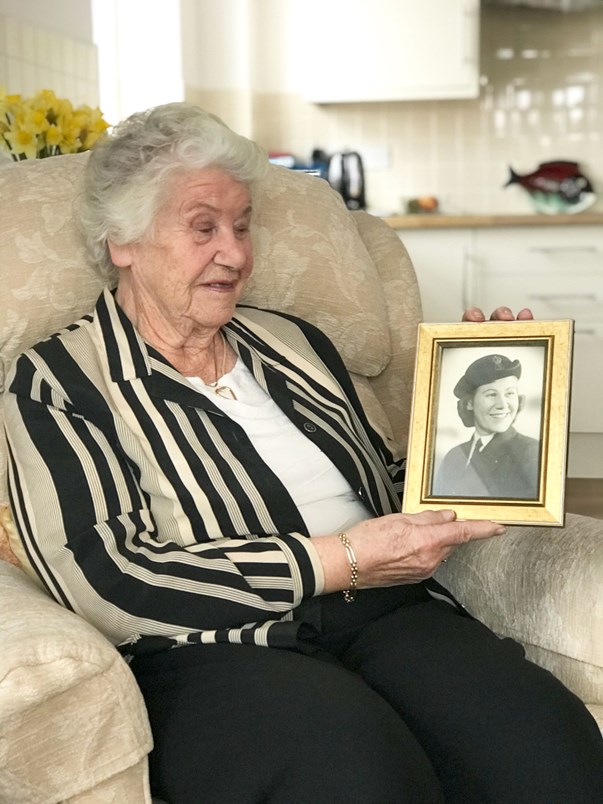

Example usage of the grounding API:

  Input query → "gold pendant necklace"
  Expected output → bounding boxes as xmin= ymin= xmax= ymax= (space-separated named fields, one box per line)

xmin=208 ymin=332 xmax=237 ymax=400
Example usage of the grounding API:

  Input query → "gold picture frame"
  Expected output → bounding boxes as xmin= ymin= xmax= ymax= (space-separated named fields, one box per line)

xmin=402 ymin=320 xmax=574 ymax=526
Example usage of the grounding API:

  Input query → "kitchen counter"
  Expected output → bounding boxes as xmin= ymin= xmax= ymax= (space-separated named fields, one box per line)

xmin=382 ymin=212 xmax=603 ymax=229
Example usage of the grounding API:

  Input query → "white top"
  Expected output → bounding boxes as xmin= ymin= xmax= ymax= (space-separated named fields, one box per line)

xmin=188 ymin=359 xmax=371 ymax=536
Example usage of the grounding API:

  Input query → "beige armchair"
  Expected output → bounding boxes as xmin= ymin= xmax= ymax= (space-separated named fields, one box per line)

xmin=0 ymin=153 xmax=601 ymax=803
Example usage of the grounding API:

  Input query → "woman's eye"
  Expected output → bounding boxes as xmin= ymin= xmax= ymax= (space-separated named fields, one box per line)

xmin=191 ymin=218 xmax=215 ymax=233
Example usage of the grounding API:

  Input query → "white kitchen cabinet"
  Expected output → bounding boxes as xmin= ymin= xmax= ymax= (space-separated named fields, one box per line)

xmin=471 ymin=228 xmax=603 ymax=331
xmin=397 ymin=224 xmax=603 ymax=477
xmin=472 ymin=227 xmax=603 ymax=438
xmin=296 ymin=0 xmax=480 ymax=103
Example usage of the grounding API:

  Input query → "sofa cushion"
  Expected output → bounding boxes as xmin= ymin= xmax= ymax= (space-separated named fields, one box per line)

xmin=435 ymin=514 xmax=603 ymax=707
xmin=0 ymin=154 xmax=109 ymax=502
xmin=245 ymin=165 xmax=391 ymax=378
xmin=0 ymin=154 xmax=109 ymax=378
xmin=0 ymin=561 xmax=153 ymax=803
xmin=351 ymin=210 xmax=422 ymax=452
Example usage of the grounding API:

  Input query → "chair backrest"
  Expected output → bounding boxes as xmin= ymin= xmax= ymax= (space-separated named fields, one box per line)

xmin=0 ymin=153 xmax=422 ymax=504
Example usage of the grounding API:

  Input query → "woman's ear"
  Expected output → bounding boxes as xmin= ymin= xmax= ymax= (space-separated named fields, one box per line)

xmin=466 ymin=399 xmax=474 ymax=411
xmin=108 ymin=241 xmax=133 ymax=268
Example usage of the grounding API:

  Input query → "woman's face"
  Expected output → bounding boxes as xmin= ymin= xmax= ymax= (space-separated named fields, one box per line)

xmin=111 ymin=167 xmax=253 ymax=337
xmin=467 ymin=375 xmax=520 ymax=436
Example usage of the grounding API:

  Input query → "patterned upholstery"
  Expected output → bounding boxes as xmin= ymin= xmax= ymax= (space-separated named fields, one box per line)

xmin=0 ymin=153 xmax=600 ymax=802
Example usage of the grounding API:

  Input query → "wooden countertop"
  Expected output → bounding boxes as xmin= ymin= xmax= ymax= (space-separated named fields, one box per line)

xmin=382 ymin=212 xmax=603 ymax=229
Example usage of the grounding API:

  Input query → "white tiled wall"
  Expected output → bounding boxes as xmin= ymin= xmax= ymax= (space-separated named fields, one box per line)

xmin=243 ymin=5 xmax=603 ymax=216
xmin=0 ymin=14 xmax=98 ymax=107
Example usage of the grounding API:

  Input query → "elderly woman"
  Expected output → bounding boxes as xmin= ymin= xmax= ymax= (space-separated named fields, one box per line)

xmin=5 ymin=104 xmax=602 ymax=804
xmin=434 ymin=353 xmax=541 ymax=499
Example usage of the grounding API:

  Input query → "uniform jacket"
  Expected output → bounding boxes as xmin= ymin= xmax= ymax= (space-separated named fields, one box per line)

xmin=433 ymin=426 xmax=540 ymax=500
xmin=5 ymin=288 xmax=453 ymax=655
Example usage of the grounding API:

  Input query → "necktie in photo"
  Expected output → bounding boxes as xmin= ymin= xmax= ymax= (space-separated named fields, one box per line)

xmin=467 ymin=439 xmax=484 ymax=467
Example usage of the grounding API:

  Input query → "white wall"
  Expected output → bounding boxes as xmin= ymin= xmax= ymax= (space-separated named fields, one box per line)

xmin=0 ymin=0 xmax=98 ymax=106
xmin=181 ymin=0 xmax=249 ymax=91
xmin=181 ymin=0 xmax=324 ymax=96
xmin=180 ymin=0 xmax=309 ymax=136
xmin=0 ymin=0 xmax=184 ymax=125
xmin=249 ymin=0 xmax=301 ymax=94
xmin=92 ymin=0 xmax=184 ymax=125
xmin=0 ymin=0 xmax=92 ymax=39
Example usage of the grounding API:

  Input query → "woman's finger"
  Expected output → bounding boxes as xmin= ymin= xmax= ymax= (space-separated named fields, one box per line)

xmin=462 ymin=306 xmax=534 ymax=322
xmin=443 ymin=517 xmax=506 ymax=546
xmin=462 ymin=307 xmax=486 ymax=322
xmin=400 ymin=511 xmax=505 ymax=544
xmin=399 ymin=509 xmax=457 ymax=526
xmin=489 ymin=306 xmax=515 ymax=321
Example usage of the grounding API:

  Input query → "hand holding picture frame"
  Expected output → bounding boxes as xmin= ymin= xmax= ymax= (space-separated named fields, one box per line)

xmin=402 ymin=320 xmax=573 ymax=526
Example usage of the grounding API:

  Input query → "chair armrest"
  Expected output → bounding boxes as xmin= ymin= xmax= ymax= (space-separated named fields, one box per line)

xmin=0 ymin=561 xmax=153 ymax=803
xmin=435 ymin=513 xmax=603 ymax=706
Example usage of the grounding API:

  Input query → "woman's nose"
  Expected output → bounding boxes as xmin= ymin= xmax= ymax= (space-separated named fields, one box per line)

xmin=216 ymin=230 xmax=249 ymax=269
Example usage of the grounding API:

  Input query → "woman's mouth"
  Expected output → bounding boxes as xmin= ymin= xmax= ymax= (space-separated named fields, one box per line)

xmin=204 ymin=279 xmax=236 ymax=290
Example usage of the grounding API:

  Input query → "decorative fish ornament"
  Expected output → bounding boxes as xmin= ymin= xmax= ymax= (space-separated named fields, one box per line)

xmin=504 ymin=160 xmax=596 ymax=214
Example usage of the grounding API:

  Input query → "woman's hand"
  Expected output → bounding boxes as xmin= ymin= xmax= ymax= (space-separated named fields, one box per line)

xmin=314 ymin=509 xmax=506 ymax=593
xmin=462 ymin=306 xmax=534 ymax=322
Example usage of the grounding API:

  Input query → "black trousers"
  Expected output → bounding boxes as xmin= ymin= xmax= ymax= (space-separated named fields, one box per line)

xmin=131 ymin=586 xmax=603 ymax=803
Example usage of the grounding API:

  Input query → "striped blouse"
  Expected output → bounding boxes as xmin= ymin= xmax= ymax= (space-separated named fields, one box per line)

xmin=5 ymin=287 xmax=449 ymax=655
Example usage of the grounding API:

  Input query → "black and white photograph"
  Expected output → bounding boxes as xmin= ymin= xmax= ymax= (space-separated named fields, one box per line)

xmin=431 ymin=344 xmax=546 ymax=500
xmin=403 ymin=320 xmax=573 ymax=526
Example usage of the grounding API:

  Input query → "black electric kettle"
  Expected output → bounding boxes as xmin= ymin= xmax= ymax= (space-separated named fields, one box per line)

xmin=327 ymin=151 xmax=366 ymax=210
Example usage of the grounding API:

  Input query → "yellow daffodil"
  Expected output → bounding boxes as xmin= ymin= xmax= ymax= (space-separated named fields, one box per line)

xmin=36 ymin=89 xmax=59 ymax=106
xmin=0 ymin=88 xmax=22 ymax=104
xmin=4 ymin=128 xmax=38 ymax=160
xmin=45 ymin=124 xmax=63 ymax=147
xmin=0 ymin=87 xmax=109 ymax=161
xmin=23 ymin=107 xmax=49 ymax=133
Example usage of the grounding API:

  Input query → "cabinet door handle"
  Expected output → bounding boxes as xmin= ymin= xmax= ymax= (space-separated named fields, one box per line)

xmin=528 ymin=246 xmax=599 ymax=254
xmin=528 ymin=293 xmax=597 ymax=302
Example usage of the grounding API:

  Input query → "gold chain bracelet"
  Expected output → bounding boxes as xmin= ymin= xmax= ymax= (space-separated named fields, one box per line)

xmin=338 ymin=532 xmax=358 ymax=603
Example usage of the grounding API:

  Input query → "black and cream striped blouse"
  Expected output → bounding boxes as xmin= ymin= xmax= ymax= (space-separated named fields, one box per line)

xmin=5 ymin=288 xmax=444 ymax=655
